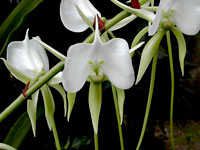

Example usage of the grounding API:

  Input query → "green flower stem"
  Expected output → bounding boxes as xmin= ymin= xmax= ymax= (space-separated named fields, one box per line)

xmin=111 ymin=84 xmax=124 ymax=150
xmin=94 ymin=132 xmax=99 ymax=150
xmin=166 ymin=31 xmax=175 ymax=150
xmin=136 ymin=49 xmax=159 ymax=150
xmin=0 ymin=61 xmax=64 ymax=122
xmin=52 ymin=117 xmax=61 ymax=150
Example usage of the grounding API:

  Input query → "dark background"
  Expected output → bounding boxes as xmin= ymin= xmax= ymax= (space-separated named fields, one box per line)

xmin=0 ymin=0 xmax=200 ymax=149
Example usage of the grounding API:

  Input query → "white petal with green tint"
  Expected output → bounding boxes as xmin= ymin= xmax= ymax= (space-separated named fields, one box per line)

xmin=1 ymin=58 xmax=30 ymax=84
xmin=27 ymin=90 xmax=39 ymax=137
xmin=0 ymin=143 xmax=16 ymax=150
xmin=89 ymin=83 xmax=102 ymax=134
xmin=7 ymin=29 xmax=49 ymax=79
xmin=60 ymin=0 xmax=101 ymax=32
xmin=41 ymin=85 xmax=55 ymax=130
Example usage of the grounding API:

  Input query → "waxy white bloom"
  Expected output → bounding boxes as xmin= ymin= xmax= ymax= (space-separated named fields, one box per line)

xmin=149 ymin=0 xmax=200 ymax=36
xmin=2 ymin=29 xmax=64 ymax=137
xmin=6 ymin=29 xmax=49 ymax=82
xmin=4 ymin=29 xmax=62 ymax=84
xmin=60 ymin=0 xmax=101 ymax=32
xmin=62 ymin=18 xmax=135 ymax=93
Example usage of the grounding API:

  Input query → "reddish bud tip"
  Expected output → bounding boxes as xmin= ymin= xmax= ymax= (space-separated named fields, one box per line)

xmin=131 ymin=0 xmax=140 ymax=9
xmin=93 ymin=15 xmax=105 ymax=33
xmin=22 ymin=81 xmax=30 ymax=97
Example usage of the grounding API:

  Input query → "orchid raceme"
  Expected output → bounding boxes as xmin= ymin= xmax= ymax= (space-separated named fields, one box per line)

xmin=62 ymin=16 xmax=135 ymax=133
xmin=60 ymin=0 xmax=101 ymax=32
xmin=1 ymin=29 xmax=66 ymax=142
xmin=149 ymin=0 xmax=200 ymax=36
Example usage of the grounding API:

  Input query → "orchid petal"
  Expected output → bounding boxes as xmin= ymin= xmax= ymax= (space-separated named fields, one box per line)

xmin=1 ymin=58 xmax=30 ymax=83
xmin=60 ymin=0 xmax=100 ymax=32
xmin=172 ymin=0 xmax=200 ymax=35
xmin=27 ymin=90 xmax=39 ymax=137
xmin=0 ymin=143 xmax=16 ymax=150
xmin=99 ymin=38 xmax=135 ymax=89
xmin=48 ymin=72 xmax=62 ymax=85
xmin=62 ymin=43 xmax=93 ymax=93
xmin=7 ymin=29 xmax=49 ymax=79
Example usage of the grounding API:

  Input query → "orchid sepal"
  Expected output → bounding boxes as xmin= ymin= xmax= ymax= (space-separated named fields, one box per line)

xmin=89 ymin=83 xmax=102 ymax=134
xmin=171 ymin=27 xmax=186 ymax=76
xmin=49 ymin=84 xmax=67 ymax=117
xmin=67 ymin=92 xmax=76 ymax=121
xmin=136 ymin=30 xmax=166 ymax=84
xmin=41 ymin=84 xmax=55 ymax=131
xmin=116 ymin=87 xmax=125 ymax=124
xmin=27 ymin=90 xmax=39 ymax=137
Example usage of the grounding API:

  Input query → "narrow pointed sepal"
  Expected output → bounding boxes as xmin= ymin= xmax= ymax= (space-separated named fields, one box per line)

xmin=89 ymin=83 xmax=102 ymax=134
xmin=27 ymin=90 xmax=39 ymax=137
xmin=41 ymin=85 xmax=55 ymax=131
xmin=49 ymin=84 xmax=67 ymax=117
xmin=116 ymin=88 xmax=125 ymax=124
xmin=136 ymin=30 xmax=166 ymax=84
xmin=171 ymin=27 xmax=186 ymax=76
xmin=67 ymin=92 xmax=76 ymax=121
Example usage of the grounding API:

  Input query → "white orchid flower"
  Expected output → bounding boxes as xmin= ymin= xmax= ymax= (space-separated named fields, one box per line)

xmin=62 ymin=18 xmax=135 ymax=93
xmin=62 ymin=16 xmax=135 ymax=133
xmin=149 ymin=0 xmax=200 ymax=36
xmin=60 ymin=0 xmax=101 ymax=32
xmin=2 ymin=29 xmax=66 ymax=137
